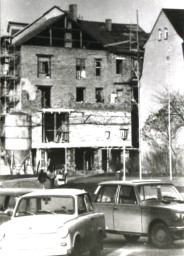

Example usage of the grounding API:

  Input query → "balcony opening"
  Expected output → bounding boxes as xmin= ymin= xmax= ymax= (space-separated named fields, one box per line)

xmin=38 ymin=86 xmax=51 ymax=108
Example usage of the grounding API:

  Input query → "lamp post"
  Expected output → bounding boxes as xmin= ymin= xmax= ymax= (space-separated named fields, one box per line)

xmin=120 ymin=128 xmax=129 ymax=181
xmin=105 ymin=131 xmax=110 ymax=172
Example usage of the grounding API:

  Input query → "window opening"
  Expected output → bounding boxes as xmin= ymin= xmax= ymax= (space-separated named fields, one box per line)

xmin=95 ymin=88 xmax=104 ymax=103
xmin=38 ymin=86 xmax=51 ymax=108
xmin=116 ymin=59 xmax=123 ymax=74
xmin=37 ymin=55 xmax=51 ymax=78
xmin=164 ymin=28 xmax=168 ymax=40
xmin=95 ymin=59 xmax=102 ymax=76
xmin=76 ymin=87 xmax=85 ymax=102
xmin=158 ymin=29 xmax=162 ymax=41
xmin=76 ymin=58 xmax=86 ymax=79
xmin=42 ymin=112 xmax=69 ymax=143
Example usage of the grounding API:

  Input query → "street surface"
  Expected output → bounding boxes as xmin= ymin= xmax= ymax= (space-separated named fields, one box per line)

xmin=101 ymin=234 xmax=184 ymax=256
xmin=82 ymin=234 xmax=184 ymax=256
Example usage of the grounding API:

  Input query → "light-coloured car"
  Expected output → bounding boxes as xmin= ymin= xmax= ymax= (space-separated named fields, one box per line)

xmin=0 ymin=188 xmax=39 ymax=225
xmin=94 ymin=180 xmax=184 ymax=248
xmin=0 ymin=188 xmax=105 ymax=256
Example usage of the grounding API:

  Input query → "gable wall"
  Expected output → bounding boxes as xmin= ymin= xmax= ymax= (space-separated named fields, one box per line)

xmin=141 ymin=11 xmax=184 ymax=125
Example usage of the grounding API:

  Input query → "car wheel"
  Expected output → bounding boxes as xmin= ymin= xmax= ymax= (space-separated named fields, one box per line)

xmin=71 ymin=237 xmax=81 ymax=256
xmin=124 ymin=234 xmax=140 ymax=242
xmin=149 ymin=222 xmax=172 ymax=248
xmin=89 ymin=232 xmax=103 ymax=256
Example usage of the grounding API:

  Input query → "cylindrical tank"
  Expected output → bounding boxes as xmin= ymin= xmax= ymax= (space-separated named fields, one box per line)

xmin=5 ymin=112 xmax=31 ymax=150
xmin=5 ymin=112 xmax=31 ymax=172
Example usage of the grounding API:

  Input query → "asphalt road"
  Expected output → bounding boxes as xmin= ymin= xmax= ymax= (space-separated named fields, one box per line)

xmin=101 ymin=234 xmax=184 ymax=256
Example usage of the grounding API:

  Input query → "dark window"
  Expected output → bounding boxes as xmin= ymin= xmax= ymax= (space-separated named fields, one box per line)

xmin=95 ymin=59 xmax=102 ymax=76
xmin=116 ymin=59 xmax=123 ymax=74
xmin=164 ymin=28 xmax=168 ymax=40
xmin=96 ymin=88 xmax=104 ymax=103
xmin=118 ymin=186 xmax=137 ymax=204
xmin=95 ymin=185 xmax=117 ymax=203
xmin=42 ymin=112 xmax=69 ymax=143
xmin=76 ymin=88 xmax=85 ymax=102
xmin=38 ymin=86 xmax=51 ymax=108
xmin=37 ymin=55 xmax=51 ymax=78
xmin=76 ymin=58 xmax=86 ymax=79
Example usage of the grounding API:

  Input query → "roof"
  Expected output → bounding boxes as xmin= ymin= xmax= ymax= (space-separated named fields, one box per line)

xmin=98 ymin=180 xmax=173 ymax=186
xmin=12 ymin=5 xmax=148 ymax=51
xmin=163 ymin=9 xmax=184 ymax=40
xmin=78 ymin=20 xmax=147 ymax=50
xmin=0 ymin=188 xmax=40 ymax=196
xmin=21 ymin=188 xmax=87 ymax=197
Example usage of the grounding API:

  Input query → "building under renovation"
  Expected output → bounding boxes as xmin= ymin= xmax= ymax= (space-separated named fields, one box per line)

xmin=0 ymin=5 xmax=147 ymax=175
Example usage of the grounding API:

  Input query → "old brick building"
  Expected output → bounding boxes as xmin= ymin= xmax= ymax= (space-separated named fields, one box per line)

xmin=0 ymin=5 xmax=147 ymax=174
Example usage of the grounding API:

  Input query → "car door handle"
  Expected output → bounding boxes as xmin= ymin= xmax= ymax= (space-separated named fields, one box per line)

xmin=113 ymin=206 xmax=119 ymax=210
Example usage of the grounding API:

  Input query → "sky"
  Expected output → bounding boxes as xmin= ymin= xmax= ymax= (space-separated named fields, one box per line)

xmin=1 ymin=0 xmax=184 ymax=35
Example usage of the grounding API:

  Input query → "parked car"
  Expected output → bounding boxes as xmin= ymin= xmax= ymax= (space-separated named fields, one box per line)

xmin=0 ymin=188 xmax=39 ymax=225
xmin=94 ymin=179 xmax=184 ymax=248
xmin=0 ymin=188 xmax=105 ymax=256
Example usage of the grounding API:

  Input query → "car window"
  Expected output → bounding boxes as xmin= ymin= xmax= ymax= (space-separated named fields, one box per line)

xmin=15 ymin=196 xmax=75 ymax=216
xmin=95 ymin=185 xmax=117 ymax=203
xmin=118 ymin=186 xmax=137 ymax=204
xmin=78 ymin=195 xmax=88 ymax=215
xmin=84 ymin=194 xmax=94 ymax=212
xmin=7 ymin=196 xmax=17 ymax=211
xmin=0 ymin=195 xmax=6 ymax=211
xmin=138 ymin=184 xmax=183 ymax=201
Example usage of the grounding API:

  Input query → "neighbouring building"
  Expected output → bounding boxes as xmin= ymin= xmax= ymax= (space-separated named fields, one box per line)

xmin=140 ymin=9 xmax=184 ymax=171
xmin=0 ymin=5 xmax=147 ymax=175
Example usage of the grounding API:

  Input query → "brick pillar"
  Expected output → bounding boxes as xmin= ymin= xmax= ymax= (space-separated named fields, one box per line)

xmin=67 ymin=148 xmax=75 ymax=174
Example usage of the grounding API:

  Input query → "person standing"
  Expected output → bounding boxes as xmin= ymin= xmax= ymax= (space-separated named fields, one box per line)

xmin=48 ymin=165 xmax=56 ymax=189
xmin=38 ymin=169 xmax=49 ymax=189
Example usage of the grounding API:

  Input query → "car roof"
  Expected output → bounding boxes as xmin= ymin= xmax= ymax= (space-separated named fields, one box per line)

xmin=21 ymin=188 xmax=87 ymax=198
xmin=98 ymin=179 xmax=173 ymax=186
xmin=0 ymin=188 xmax=40 ymax=196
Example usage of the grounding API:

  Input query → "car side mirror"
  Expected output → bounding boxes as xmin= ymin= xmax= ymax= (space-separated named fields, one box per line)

xmin=7 ymin=210 xmax=13 ymax=217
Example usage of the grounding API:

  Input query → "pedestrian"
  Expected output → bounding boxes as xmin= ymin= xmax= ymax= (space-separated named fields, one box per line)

xmin=48 ymin=165 xmax=56 ymax=189
xmin=38 ymin=169 xmax=49 ymax=189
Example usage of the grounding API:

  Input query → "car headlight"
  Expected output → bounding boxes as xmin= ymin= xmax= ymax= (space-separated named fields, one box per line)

xmin=57 ymin=226 xmax=69 ymax=238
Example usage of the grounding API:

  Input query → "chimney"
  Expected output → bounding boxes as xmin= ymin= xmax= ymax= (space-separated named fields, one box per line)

xmin=105 ymin=19 xmax=112 ymax=32
xmin=69 ymin=4 xmax=77 ymax=21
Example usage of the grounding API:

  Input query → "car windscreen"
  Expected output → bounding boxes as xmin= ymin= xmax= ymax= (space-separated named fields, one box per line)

xmin=137 ymin=184 xmax=183 ymax=202
xmin=15 ymin=196 xmax=75 ymax=217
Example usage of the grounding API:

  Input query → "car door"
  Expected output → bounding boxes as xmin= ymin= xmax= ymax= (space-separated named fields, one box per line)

xmin=94 ymin=185 xmax=118 ymax=230
xmin=113 ymin=185 xmax=142 ymax=233
xmin=77 ymin=194 xmax=93 ymax=252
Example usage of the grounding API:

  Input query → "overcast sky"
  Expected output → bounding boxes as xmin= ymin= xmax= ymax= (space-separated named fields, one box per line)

xmin=1 ymin=0 xmax=184 ymax=35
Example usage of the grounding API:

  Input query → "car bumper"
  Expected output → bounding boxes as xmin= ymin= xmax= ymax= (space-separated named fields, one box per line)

xmin=0 ymin=234 xmax=72 ymax=256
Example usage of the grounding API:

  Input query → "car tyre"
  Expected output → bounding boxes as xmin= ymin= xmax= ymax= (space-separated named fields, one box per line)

xmin=71 ymin=237 xmax=81 ymax=256
xmin=149 ymin=222 xmax=172 ymax=249
xmin=89 ymin=232 xmax=103 ymax=256
xmin=124 ymin=234 xmax=140 ymax=243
